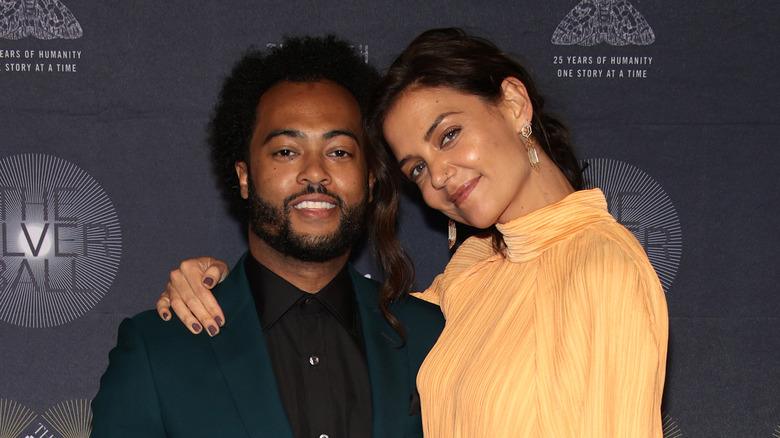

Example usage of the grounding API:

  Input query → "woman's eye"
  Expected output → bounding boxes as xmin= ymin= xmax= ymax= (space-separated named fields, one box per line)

xmin=441 ymin=127 xmax=460 ymax=147
xmin=409 ymin=161 xmax=427 ymax=181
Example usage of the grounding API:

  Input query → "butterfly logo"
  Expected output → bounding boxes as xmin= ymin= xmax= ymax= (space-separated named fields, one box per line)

xmin=0 ymin=0 xmax=82 ymax=40
xmin=552 ymin=0 xmax=654 ymax=46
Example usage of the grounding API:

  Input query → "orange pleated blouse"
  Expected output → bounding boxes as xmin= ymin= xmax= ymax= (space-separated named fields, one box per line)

xmin=413 ymin=189 xmax=668 ymax=437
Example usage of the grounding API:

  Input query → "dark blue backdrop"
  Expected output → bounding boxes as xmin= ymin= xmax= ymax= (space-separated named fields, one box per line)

xmin=1 ymin=1 xmax=778 ymax=436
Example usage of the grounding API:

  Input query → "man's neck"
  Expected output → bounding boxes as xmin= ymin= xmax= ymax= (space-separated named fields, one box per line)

xmin=247 ymin=233 xmax=351 ymax=294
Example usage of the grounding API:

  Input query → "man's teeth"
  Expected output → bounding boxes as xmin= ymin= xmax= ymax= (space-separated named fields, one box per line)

xmin=294 ymin=201 xmax=336 ymax=209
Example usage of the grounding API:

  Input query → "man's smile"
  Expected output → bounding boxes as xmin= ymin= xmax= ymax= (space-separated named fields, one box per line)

xmin=293 ymin=200 xmax=336 ymax=210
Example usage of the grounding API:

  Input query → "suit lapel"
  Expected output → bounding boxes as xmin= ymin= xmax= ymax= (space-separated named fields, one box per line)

xmin=351 ymin=267 xmax=411 ymax=438
xmin=209 ymin=254 xmax=294 ymax=438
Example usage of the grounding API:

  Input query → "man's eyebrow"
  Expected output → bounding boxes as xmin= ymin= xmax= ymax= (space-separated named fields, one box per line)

xmin=323 ymin=129 xmax=360 ymax=144
xmin=263 ymin=129 xmax=359 ymax=145
xmin=424 ymin=112 xmax=460 ymax=142
xmin=264 ymin=129 xmax=305 ymax=144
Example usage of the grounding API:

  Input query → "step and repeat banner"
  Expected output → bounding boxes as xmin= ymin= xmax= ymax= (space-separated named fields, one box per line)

xmin=1 ymin=1 xmax=777 ymax=436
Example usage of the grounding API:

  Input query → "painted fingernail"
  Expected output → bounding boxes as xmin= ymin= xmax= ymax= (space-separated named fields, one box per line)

xmin=192 ymin=323 xmax=202 ymax=333
xmin=215 ymin=316 xmax=224 ymax=326
xmin=203 ymin=277 xmax=214 ymax=287
xmin=208 ymin=325 xmax=218 ymax=336
xmin=162 ymin=312 xmax=170 ymax=320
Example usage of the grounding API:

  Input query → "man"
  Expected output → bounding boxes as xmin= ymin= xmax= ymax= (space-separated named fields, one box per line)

xmin=90 ymin=36 xmax=444 ymax=438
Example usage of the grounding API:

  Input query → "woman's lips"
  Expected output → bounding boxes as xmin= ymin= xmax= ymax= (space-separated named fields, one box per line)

xmin=449 ymin=177 xmax=479 ymax=207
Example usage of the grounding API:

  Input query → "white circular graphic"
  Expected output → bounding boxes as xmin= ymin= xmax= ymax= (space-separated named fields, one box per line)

xmin=0 ymin=398 xmax=92 ymax=438
xmin=39 ymin=399 xmax=92 ymax=438
xmin=661 ymin=412 xmax=683 ymax=437
xmin=582 ymin=158 xmax=682 ymax=293
xmin=0 ymin=154 xmax=121 ymax=327
xmin=0 ymin=399 xmax=35 ymax=437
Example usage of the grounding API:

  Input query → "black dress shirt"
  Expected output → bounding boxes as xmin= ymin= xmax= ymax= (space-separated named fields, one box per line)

xmin=245 ymin=255 xmax=373 ymax=438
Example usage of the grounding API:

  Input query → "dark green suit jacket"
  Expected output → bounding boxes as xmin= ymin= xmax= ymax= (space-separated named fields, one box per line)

xmin=91 ymin=254 xmax=444 ymax=438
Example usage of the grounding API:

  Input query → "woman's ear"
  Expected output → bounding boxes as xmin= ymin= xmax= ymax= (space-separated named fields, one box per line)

xmin=235 ymin=161 xmax=249 ymax=199
xmin=500 ymin=77 xmax=533 ymax=126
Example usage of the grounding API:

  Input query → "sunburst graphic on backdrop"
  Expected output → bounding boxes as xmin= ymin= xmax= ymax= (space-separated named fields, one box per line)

xmin=662 ymin=412 xmax=683 ymax=437
xmin=0 ymin=399 xmax=35 ymax=438
xmin=0 ymin=0 xmax=82 ymax=40
xmin=773 ymin=424 xmax=780 ymax=437
xmin=582 ymin=158 xmax=682 ymax=292
xmin=0 ymin=154 xmax=122 ymax=327
xmin=41 ymin=399 xmax=91 ymax=438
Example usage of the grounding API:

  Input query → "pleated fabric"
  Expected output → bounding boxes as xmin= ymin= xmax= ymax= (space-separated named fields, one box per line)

xmin=413 ymin=189 xmax=668 ymax=438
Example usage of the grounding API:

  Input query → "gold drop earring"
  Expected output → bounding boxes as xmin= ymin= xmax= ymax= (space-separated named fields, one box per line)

xmin=521 ymin=123 xmax=541 ymax=172
xmin=448 ymin=219 xmax=456 ymax=249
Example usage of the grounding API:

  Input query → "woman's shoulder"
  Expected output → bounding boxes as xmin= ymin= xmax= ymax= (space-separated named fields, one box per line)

xmin=575 ymin=220 xmax=655 ymax=271
xmin=449 ymin=231 xmax=498 ymax=272
xmin=415 ymin=231 xmax=498 ymax=306
xmin=565 ymin=222 xmax=665 ymax=313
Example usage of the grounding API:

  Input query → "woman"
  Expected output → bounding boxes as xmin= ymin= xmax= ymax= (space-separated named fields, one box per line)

xmin=159 ymin=28 xmax=667 ymax=437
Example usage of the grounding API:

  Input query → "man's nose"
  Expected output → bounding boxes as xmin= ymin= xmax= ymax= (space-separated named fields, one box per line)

xmin=297 ymin=154 xmax=331 ymax=186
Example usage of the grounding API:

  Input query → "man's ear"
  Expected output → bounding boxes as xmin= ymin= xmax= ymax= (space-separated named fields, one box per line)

xmin=499 ymin=77 xmax=533 ymax=127
xmin=235 ymin=161 xmax=249 ymax=199
xmin=367 ymin=172 xmax=376 ymax=203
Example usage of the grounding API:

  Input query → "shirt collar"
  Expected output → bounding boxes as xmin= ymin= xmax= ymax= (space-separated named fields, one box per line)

xmin=244 ymin=254 xmax=360 ymax=335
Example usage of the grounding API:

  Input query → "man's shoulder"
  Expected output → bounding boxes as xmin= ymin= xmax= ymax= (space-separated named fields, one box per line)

xmin=349 ymin=266 xmax=444 ymax=333
xmin=393 ymin=294 xmax=445 ymax=328
xmin=350 ymin=268 xmax=441 ymax=314
xmin=120 ymin=308 xmax=204 ymax=344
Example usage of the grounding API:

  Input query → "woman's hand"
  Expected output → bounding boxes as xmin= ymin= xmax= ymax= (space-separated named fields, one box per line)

xmin=156 ymin=257 xmax=230 ymax=336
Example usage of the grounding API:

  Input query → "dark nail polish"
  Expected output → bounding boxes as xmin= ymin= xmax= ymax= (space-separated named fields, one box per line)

xmin=208 ymin=325 xmax=218 ymax=336
xmin=203 ymin=277 xmax=214 ymax=287
xmin=192 ymin=323 xmax=202 ymax=333
xmin=215 ymin=316 xmax=224 ymax=326
xmin=162 ymin=312 xmax=169 ymax=320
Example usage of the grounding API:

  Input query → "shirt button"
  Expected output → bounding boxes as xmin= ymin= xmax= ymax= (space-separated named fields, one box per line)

xmin=305 ymin=298 xmax=313 ymax=305
xmin=309 ymin=356 xmax=320 ymax=366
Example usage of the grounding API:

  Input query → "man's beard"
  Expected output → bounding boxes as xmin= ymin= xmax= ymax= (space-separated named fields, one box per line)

xmin=247 ymin=181 xmax=369 ymax=263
